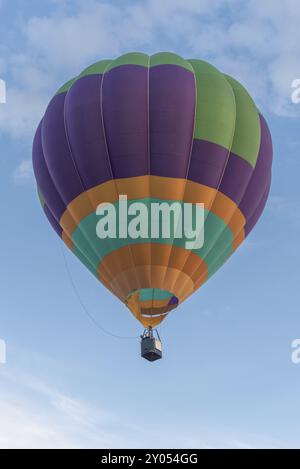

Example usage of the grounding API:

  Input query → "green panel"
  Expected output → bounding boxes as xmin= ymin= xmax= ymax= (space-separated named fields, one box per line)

xmin=53 ymin=53 xmax=260 ymax=175
xmin=37 ymin=186 xmax=45 ymax=208
xmin=79 ymin=60 xmax=112 ymax=77
xmin=55 ymin=78 xmax=77 ymax=95
xmin=55 ymin=61 xmax=112 ymax=96
xmin=105 ymin=52 xmax=149 ymax=72
xmin=188 ymin=59 xmax=236 ymax=150
xmin=150 ymin=52 xmax=194 ymax=72
xmin=224 ymin=75 xmax=260 ymax=167
xmin=188 ymin=59 xmax=219 ymax=75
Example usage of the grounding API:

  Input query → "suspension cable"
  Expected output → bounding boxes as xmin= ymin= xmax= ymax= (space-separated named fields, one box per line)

xmin=60 ymin=243 xmax=139 ymax=340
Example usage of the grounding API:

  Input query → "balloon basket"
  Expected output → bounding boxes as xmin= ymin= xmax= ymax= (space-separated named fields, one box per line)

xmin=140 ymin=327 xmax=162 ymax=362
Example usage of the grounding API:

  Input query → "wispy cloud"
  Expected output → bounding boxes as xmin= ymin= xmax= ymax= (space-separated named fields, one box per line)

xmin=0 ymin=0 xmax=300 ymax=140
xmin=12 ymin=159 xmax=33 ymax=183
xmin=0 ymin=364 xmax=288 ymax=449
xmin=0 ymin=369 xmax=130 ymax=449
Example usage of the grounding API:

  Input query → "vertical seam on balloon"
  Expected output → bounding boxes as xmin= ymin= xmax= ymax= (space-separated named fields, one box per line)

xmin=186 ymin=173 xmax=271 ymax=300
xmin=147 ymin=54 xmax=154 ymax=319
xmin=62 ymin=79 xmax=108 ymax=261
xmin=39 ymin=115 xmax=121 ymax=298
xmin=238 ymin=115 xmax=271 ymax=221
xmin=186 ymin=110 xmax=266 ymax=284
xmin=53 ymin=87 xmax=120 ymax=296
xmin=93 ymin=67 xmax=129 ymax=296
xmin=172 ymin=65 xmax=238 ymax=301
xmin=98 ymin=61 xmax=136 ymax=298
xmin=243 ymin=171 xmax=271 ymax=234
xmin=62 ymin=79 xmax=121 ymax=295
xmin=160 ymin=59 xmax=198 ymax=298
xmin=39 ymin=118 xmax=93 ymax=267
xmin=99 ymin=58 xmax=142 ymax=300
xmin=39 ymin=190 xmax=102 ymax=291
xmin=179 ymin=112 xmax=269 ymax=301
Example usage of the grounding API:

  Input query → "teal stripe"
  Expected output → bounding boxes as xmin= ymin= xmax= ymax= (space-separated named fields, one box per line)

xmin=130 ymin=288 xmax=174 ymax=302
xmin=73 ymin=246 xmax=99 ymax=279
xmin=206 ymin=240 xmax=233 ymax=278
xmin=71 ymin=198 xmax=234 ymax=277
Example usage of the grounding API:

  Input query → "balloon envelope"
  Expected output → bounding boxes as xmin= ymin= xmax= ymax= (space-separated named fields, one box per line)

xmin=33 ymin=52 xmax=272 ymax=327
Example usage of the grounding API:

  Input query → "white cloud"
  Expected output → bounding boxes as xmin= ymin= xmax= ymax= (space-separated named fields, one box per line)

xmin=0 ymin=78 xmax=6 ymax=103
xmin=0 ymin=0 xmax=300 ymax=138
xmin=0 ymin=87 xmax=47 ymax=137
xmin=0 ymin=370 xmax=129 ymax=449
xmin=12 ymin=159 xmax=33 ymax=183
xmin=0 ymin=365 xmax=289 ymax=449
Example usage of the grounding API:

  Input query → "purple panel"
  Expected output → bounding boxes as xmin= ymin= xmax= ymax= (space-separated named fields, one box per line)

xmin=168 ymin=295 xmax=179 ymax=306
xmin=187 ymin=139 xmax=229 ymax=188
xmin=149 ymin=65 xmax=196 ymax=178
xmin=244 ymin=176 xmax=271 ymax=236
xmin=219 ymin=151 xmax=253 ymax=205
xmin=32 ymin=121 xmax=66 ymax=221
xmin=239 ymin=114 xmax=273 ymax=221
xmin=41 ymin=93 xmax=84 ymax=207
xmin=64 ymin=75 xmax=113 ymax=189
xmin=102 ymin=65 xmax=148 ymax=178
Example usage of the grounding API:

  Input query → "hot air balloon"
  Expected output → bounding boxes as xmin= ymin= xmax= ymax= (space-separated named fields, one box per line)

xmin=32 ymin=52 xmax=272 ymax=361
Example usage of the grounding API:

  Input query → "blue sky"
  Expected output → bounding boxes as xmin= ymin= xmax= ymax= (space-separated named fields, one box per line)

xmin=0 ymin=0 xmax=300 ymax=448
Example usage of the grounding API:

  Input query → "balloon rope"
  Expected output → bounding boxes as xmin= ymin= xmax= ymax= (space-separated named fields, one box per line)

xmin=60 ymin=243 xmax=139 ymax=340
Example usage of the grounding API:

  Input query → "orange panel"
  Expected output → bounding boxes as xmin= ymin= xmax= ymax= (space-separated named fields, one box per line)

xmin=59 ymin=176 xmax=245 ymax=241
